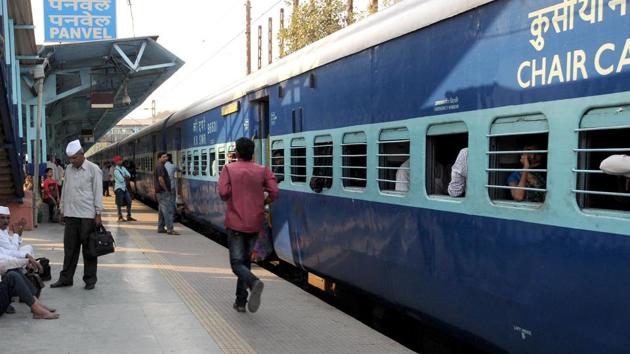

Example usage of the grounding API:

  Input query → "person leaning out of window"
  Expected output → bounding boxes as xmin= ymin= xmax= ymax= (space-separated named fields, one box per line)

xmin=507 ymin=145 xmax=546 ymax=202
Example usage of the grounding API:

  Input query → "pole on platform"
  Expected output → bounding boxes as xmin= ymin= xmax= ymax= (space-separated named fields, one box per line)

xmin=268 ymin=17 xmax=273 ymax=65
xmin=279 ymin=8 xmax=285 ymax=57
xmin=32 ymin=64 xmax=45 ymax=228
xmin=257 ymin=25 xmax=262 ymax=70
xmin=245 ymin=0 xmax=251 ymax=75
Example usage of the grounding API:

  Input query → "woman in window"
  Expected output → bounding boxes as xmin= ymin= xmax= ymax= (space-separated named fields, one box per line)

xmin=507 ymin=145 xmax=546 ymax=202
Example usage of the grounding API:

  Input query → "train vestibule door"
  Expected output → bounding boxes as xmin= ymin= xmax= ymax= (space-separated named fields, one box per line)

xmin=253 ymin=98 xmax=270 ymax=167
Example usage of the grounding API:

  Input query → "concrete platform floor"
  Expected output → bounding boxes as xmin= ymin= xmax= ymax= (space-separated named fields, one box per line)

xmin=0 ymin=197 xmax=412 ymax=354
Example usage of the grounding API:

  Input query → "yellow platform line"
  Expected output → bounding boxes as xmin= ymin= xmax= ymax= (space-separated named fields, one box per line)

xmin=126 ymin=226 xmax=255 ymax=354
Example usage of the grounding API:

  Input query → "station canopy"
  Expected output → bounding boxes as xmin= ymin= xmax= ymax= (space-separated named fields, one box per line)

xmin=37 ymin=36 xmax=184 ymax=155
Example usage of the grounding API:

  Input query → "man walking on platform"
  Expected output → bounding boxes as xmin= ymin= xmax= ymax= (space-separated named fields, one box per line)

xmin=219 ymin=138 xmax=278 ymax=313
xmin=113 ymin=155 xmax=136 ymax=222
xmin=51 ymin=140 xmax=102 ymax=290
xmin=155 ymin=152 xmax=179 ymax=235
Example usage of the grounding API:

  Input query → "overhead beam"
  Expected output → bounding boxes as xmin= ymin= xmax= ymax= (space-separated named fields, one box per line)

xmin=137 ymin=62 xmax=176 ymax=72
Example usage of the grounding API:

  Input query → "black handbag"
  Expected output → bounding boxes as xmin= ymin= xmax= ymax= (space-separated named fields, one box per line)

xmin=87 ymin=225 xmax=115 ymax=257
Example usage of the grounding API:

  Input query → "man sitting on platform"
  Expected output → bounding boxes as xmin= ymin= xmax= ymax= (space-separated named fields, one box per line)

xmin=0 ymin=257 xmax=58 ymax=319
xmin=0 ymin=207 xmax=37 ymax=264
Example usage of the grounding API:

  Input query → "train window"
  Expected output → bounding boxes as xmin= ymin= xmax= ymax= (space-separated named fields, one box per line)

xmin=271 ymin=140 xmax=285 ymax=183
xmin=487 ymin=115 xmax=548 ymax=204
xmin=227 ymin=145 xmax=236 ymax=164
xmin=575 ymin=106 xmax=630 ymax=213
xmin=187 ymin=151 xmax=193 ymax=176
xmin=192 ymin=150 xmax=199 ymax=176
xmin=426 ymin=122 xmax=468 ymax=197
xmin=311 ymin=135 xmax=333 ymax=192
xmin=342 ymin=132 xmax=367 ymax=190
xmin=290 ymin=138 xmax=307 ymax=183
xmin=201 ymin=149 xmax=208 ymax=176
xmin=218 ymin=146 xmax=226 ymax=173
xmin=378 ymin=128 xmax=410 ymax=194
xmin=209 ymin=148 xmax=217 ymax=176
xmin=182 ymin=152 xmax=187 ymax=175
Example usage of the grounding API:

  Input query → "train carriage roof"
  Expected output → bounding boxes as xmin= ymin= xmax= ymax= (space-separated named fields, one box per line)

xmin=99 ymin=0 xmax=493 ymax=155
xmin=167 ymin=0 xmax=493 ymax=126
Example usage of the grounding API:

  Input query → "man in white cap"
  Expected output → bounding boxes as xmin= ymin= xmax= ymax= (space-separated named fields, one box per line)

xmin=50 ymin=139 xmax=103 ymax=290
xmin=0 ymin=206 xmax=38 ymax=267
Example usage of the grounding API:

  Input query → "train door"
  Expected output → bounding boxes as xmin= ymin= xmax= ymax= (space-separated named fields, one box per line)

xmin=253 ymin=98 xmax=270 ymax=166
xmin=175 ymin=127 xmax=183 ymax=205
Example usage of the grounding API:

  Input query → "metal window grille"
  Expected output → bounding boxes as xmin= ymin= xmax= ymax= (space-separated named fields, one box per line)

xmin=187 ymin=151 xmax=193 ymax=176
xmin=573 ymin=118 xmax=630 ymax=211
xmin=193 ymin=150 xmax=200 ymax=176
xmin=341 ymin=132 xmax=367 ymax=189
xmin=486 ymin=132 xmax=548 ymax=202
xmin=378 ymin=135 xmax=410 ymax=193
xmin=271 ymin=140 xmax=284 ymax=183
xmin=182 ymin=152 xmax=187 ymax=175
xmin=312 ymin=136 xmax=333 ymax=187
xmin=209 ymin=148 xmax=216 ymax=176
xmin=201 ymin=149 xmax=208 ymax=176
xmin=290 ymin=138 xmax=307 ymax=183
xmin=218 ymin=147 xmax=226 ymax=173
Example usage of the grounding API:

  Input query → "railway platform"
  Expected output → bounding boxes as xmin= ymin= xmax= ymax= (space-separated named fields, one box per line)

xmin=0 ymin=198 xmax=411 ymax=354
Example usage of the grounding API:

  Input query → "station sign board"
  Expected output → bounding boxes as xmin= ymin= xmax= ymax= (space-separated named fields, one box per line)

xmin=44 ymin=0 xmax=117 ymax=42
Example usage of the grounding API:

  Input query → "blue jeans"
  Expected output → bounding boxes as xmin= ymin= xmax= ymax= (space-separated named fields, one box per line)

xmin=227 ymin=229 xmax=259 ymax=305
xmin=115 ymin=189 xmax=132 ymax=218
xmin=157 ymin=191 xmax=174 ymax=232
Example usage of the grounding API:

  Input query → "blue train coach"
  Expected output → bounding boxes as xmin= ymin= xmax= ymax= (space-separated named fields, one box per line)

xmin=92 ymin=0 xmax=630 ymax=352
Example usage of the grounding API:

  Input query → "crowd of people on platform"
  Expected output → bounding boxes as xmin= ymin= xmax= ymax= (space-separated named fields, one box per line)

xmin=1 ymin=137 xmax=281 ymax=321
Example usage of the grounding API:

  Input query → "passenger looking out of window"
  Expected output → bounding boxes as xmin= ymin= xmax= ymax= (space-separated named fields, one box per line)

xmin=395 ymin=159 xmax=410 ymax=192
xmin=507 ymin=145 xmax=546 ymax=202
xmin=227 ymin=152 xmax=237 ymax=164
xmin=600 ymin=154 xmax=630 ymax=204
xmin=448 ymin=148 xmax=468 ymax=197
xmin=600 ymin=154 xmax=630 ymax=178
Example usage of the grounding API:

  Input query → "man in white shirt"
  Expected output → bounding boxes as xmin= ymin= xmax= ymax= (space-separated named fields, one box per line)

xmin=395 ymin=159 xmax=410 ymax=192
xmin=51 ymin=140 xmax=103 ymax=290
xmin=0 ymin=206 xmax=35 ymax=261
xmin=600 ymin=155 xmax=630 ymax=177
xmin=448 ymin=148 xmax=468 ymax=197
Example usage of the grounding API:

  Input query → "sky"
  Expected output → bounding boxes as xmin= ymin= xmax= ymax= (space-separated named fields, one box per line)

xmin=30 ymin=0 xmax=375 ymax=120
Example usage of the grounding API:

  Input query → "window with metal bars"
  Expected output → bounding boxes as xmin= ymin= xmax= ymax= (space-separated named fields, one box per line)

xmin=201 ymin=149 xmax=208 ymax=176
xmin=217 ymin=147 xmax=226 ymax=173
xmin=182 ymin=152 xmax=187 ymax=175
xmin=487 ymin=115 xmax=548 ymax=204
xmin=310 ymin=135 xmax=333 ymax=192
xmin=187 ymin=151 xmax=193 ymax=176
xmin=290 ymin=138 xmax=307 ymax=183
xmin=426 ymin=122 xmax=468 ymax=196
xmin=575 ymin=107 xmax=630 ymax=212
xmin=342 ymin=132 xmax=367 ymax=189
xmin=378 ymin=128 xmax=410 ymax=193
xmin=271 ymin=140 xmax=285 ymax=183
xmin=191 ymin=150 xmax=199 ymax=176
xmin=209 ymin=148 xmax=217 ymax=176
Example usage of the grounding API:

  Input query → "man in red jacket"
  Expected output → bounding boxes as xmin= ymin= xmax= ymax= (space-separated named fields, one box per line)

xmin=219 ymin=137 xmax=278 ymax=313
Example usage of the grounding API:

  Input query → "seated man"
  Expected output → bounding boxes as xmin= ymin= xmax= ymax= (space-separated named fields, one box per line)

xmin=600 ymin=154 xmax=630 ymax=177
xmin=448 ymin=148 xmax=468 ymax=197
xmin=395 ymin=159 xmax=410 ymax=192
xmin=507 ymin=145 xmax=546 ymax=202
xmin=0 ymin=207 xmax=35 ymax=260
xmin=0 ymin=258 xmax=58 ymax=319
